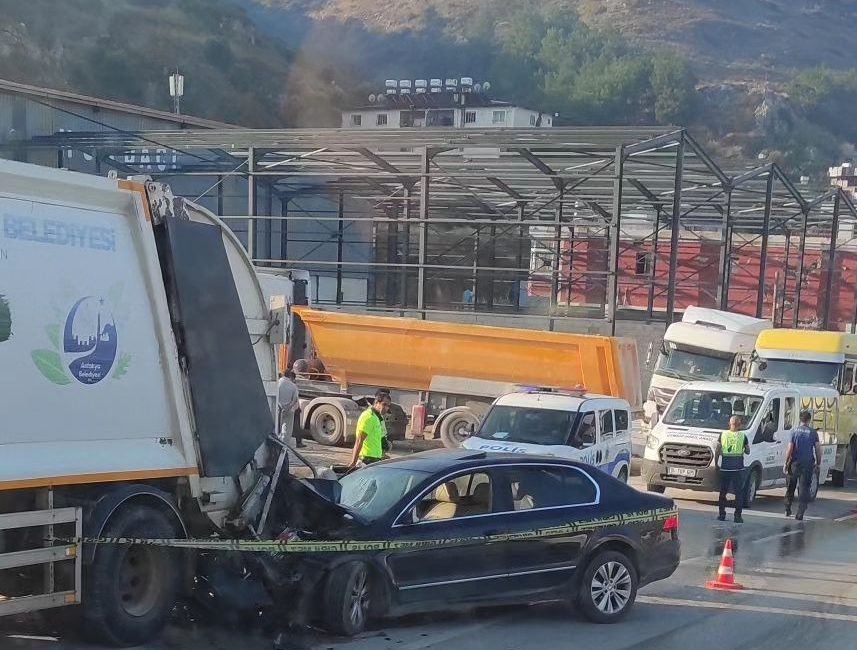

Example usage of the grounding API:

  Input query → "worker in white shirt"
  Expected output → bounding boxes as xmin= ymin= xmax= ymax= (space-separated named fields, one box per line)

xmin=277 ymin=369 xmax=301 ymax=447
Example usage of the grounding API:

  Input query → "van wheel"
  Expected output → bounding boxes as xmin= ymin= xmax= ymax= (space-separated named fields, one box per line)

xmin=744 ymin=469 xmax=760 ymax=508
xmin=309 ymin=405 xmax=345 ymax=446
xmin=646 ymin=484 xmax=666 ymax=494
xmin=617 ymin=467 xmax=628 ymax=484
xmin=576 ymin=551 xmax=638 ymax=623
xmin=799 ymin=468 xmax=820 ymax=503
xmin=83 ymin=506 xmax=180 ymax=647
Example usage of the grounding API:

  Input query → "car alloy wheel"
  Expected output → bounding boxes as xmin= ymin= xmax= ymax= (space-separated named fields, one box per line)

xmin=590 ymin=561 xmax=632 ymax=615
xmin=349 ymin=566 xmax=371 ymax=630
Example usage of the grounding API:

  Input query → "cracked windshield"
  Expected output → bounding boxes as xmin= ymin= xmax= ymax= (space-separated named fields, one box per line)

xmin=2 ymin=2 xmax=857 ymax=650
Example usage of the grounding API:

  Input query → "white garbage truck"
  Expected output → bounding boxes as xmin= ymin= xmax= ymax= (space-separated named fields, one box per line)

xmin=0 ymin=160 xmax=292 ymax=645
xmin=643 ymin=307 xmax=771 ymax=433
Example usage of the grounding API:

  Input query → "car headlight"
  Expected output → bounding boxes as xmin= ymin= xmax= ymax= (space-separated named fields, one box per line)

xmin=646 ymin=434 xmax=660 ymax=451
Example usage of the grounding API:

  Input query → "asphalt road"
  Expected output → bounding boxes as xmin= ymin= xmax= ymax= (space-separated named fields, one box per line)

xmin=5 ymin=441 xmax=857 ymax=650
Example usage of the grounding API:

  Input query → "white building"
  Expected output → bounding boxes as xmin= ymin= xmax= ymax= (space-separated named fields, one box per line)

xmin=342 ymin=78 xmax=552 ymax=130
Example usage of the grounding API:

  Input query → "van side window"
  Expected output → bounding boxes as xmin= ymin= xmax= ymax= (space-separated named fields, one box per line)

xmin=571 ymin=412 xmax=596 ymax=449
xmin=754 ymin=398 xmax=780 ymax=444
xmin=600 ymin=410 xmax=615 ymax=435
xmin=783 ymin=397 xmax=795 ymax=431
xmin=614 ymin=410 xmax=629 ymax=431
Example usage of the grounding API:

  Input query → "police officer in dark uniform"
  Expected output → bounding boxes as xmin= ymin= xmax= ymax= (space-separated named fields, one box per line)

xmin=784 ymin=410 xmax=822 ymax=520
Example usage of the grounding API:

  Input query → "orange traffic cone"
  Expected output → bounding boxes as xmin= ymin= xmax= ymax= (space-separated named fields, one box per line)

xmin=706 ymin=539 xmax=743 ymax=590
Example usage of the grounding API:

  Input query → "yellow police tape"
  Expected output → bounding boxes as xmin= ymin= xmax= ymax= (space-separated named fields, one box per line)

xmin=56 ymin=507 xmax=677 ymax=554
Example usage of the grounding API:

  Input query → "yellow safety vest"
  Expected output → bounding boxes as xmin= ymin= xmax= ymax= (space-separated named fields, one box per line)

xmin=720 ymin=430 xmax=746 ymax=456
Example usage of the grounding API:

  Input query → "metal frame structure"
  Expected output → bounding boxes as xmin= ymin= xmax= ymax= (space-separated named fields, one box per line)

xmin=19 ymin=127 xmax=857 ymax=331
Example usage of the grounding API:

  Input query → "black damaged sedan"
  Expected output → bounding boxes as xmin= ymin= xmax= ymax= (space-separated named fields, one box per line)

xmin=286 ymin=450 xmax=680 ymax=636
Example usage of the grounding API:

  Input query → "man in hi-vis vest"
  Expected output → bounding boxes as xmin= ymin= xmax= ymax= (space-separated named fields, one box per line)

xmin=715 ymin=415 xmax=751 ymax=523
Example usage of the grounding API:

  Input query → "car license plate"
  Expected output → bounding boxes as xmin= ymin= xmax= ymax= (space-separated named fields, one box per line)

xmin=668 ymin=466 xmax=696 ymax=478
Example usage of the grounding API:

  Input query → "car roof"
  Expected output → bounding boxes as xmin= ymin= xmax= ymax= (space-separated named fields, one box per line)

xmin=493 ymin=391 xmax=629 ymax=412
xmin=373 ymin=448 xmax=592 ymax=474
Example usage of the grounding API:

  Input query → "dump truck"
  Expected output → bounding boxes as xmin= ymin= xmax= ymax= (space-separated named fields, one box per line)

xmin=0 ymin=160 xmax=290 ymax=645
xmin=280 ymin=308 xmax=643 ymax=448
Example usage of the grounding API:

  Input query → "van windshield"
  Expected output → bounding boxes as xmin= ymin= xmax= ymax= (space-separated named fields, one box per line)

xmin=750 ymin=359 xmax=839 ymax=388
xmin=663 ymin=389 xmax=764 ymax=430
xmin=477 ymin=406 xmax=575 ymax=446
xmin=655 ymin=344 xmax=732 ymax=382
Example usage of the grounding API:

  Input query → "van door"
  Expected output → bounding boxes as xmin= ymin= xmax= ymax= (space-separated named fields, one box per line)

xmin=771 ymin=396 xmax=796 ymax=487
xmin=569 ymin=411 xmax=597 ymax=466
xmin=752 ymin=397 xmax=783 ymax=487
xmin=597 ymin=409 xmax=615 ymax=473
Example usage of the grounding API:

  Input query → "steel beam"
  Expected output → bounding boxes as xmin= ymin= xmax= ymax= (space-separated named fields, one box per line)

xmin=665 ymin=138 xmax=685 ymax=324
xmin=607 ymin=145 xmax=625 ymax=334
xmin=417 ymin=147 xmax=430 ymax=318
xmin=549 ymin=186 xmax=564 ymax=330
xmin=647 ymin=208 xmax=662 ymax=318
xmin=336 ymin=191 xmax=344 ymax=306
xmin=755 ymin=172 xmax=774 ymax=319
xmin=716 ymin=190 xmax=734 ymax=311
xmin=822 ymin=192 xmax=842 ymax=329
xmin=247 ymin=146 xmax=256 ymax=259
xmin=793 ymin=208 xmax=809 ymax=328
xmin=400 ymin=186 xmax=411 ymax=311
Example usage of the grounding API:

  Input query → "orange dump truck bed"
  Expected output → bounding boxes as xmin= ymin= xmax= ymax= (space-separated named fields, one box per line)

xmin=294 ymin=308 xmax=642 ymax=411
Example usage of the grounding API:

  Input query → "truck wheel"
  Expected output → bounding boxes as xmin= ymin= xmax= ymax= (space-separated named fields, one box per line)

xmin=438 ymin=410 xmax=478 ymax=448
xmin=744 ymin=469 xmax=760 ymax=508
xmin=576 ymin=551 xmax=638 ymax=624
xmin=384 ymin=403 xmax=408 ymax=440
xmin=323 ymin=561 xmax=372 ymax=636
xmin=646 ymin=484 xmax=666 ymax=494
xmin=83 ymin=505 xmax=180 ymax=647
xmin=309 ymin=405 xmax=345 ymax=446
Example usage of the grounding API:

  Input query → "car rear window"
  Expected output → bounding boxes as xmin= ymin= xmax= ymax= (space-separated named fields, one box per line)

xmin=498 ymin=466 xmax=598 ymax=511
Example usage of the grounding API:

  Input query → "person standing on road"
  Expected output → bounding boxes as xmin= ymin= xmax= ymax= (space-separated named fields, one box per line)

xmin=348 ymin=390 xmax=392 ymax=468
xmin=277 ymin=370 xmax=301 ymax=447
xmin=784 ymin=410 xmax=822 ymax=520
xmin=715 ymin=415 xmax=751 ymax=523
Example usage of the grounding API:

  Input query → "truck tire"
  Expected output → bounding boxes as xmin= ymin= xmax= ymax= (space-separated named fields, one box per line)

xmin=322 ymin=561 xmax=372 ymax=636
xmin=309 ymin=404 xmax=346 ymax=446
xmin=831 ymin=469 xmax=845 ymax=488
xmin=83 ymin=505 xmax=180 ymax=647
xmin=438 ymin=409 xmax=479 ymax=448
xmin=384 ymin=403 xmax=408 ymax=440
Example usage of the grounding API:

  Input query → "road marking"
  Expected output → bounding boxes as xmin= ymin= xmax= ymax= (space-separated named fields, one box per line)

xmin=834 ymin=512 xmax=857 ymax=522
xmin=639 ymin=595 xmax=857 ymax=622
xmin=749 ymin=529 xmax=803 ymax=544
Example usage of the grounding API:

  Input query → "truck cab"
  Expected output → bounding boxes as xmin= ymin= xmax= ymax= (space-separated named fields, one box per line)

xmin=642 ymin=381 xmax=837 ymax=503
xmin=643 ymin=307 xmax=771 ymax=432
xmin=462 ymin=390 xmax=632 ymax=483
xmin=745 ymin=329 xmax=857 ymax=486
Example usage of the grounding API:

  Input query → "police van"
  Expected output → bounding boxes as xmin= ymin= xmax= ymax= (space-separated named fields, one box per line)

xmin=461 ymin=390 xmax=633 ymax=483
xmin=642 ymin=381 xmax=837 ymax=502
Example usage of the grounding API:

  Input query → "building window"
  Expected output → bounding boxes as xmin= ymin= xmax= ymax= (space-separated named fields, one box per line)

xmin=635 ymin=251 xmax=651 ymax=276
xmin=530 ymin=114 xmax=538 ymax=126
xmin=376 ymin=113 xmax=388 ymax=126
xmin=350 ymin=114 xmax=362 ymax=127
xmin=464 ymin=111 xmax=477 ymax=124
xmin=492 ymin=110 xmax=506 ymax=124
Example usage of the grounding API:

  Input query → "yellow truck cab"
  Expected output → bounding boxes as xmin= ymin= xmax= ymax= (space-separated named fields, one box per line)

xmin=743 ymin=329 xmax=857 ymax=486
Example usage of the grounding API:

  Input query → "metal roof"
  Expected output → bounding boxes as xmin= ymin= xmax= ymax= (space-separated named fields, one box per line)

xmin=0 ymin=77 xmax=236 ymax=129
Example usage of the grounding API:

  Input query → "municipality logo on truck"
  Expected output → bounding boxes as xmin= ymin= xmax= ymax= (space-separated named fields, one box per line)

xmin=31 ymin=294 xmax=130 ymax=386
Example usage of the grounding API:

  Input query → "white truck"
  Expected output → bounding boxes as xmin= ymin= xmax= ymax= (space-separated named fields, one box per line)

xmin=642 ymin=307 xmax=771 ymax=435
xmin=642 ymin=381 xmax=837 ymax=503
xmin=462 ymin=390 xmax=633 ymax=483
xmin=0 ymin=161 xmax=292 ymax=645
